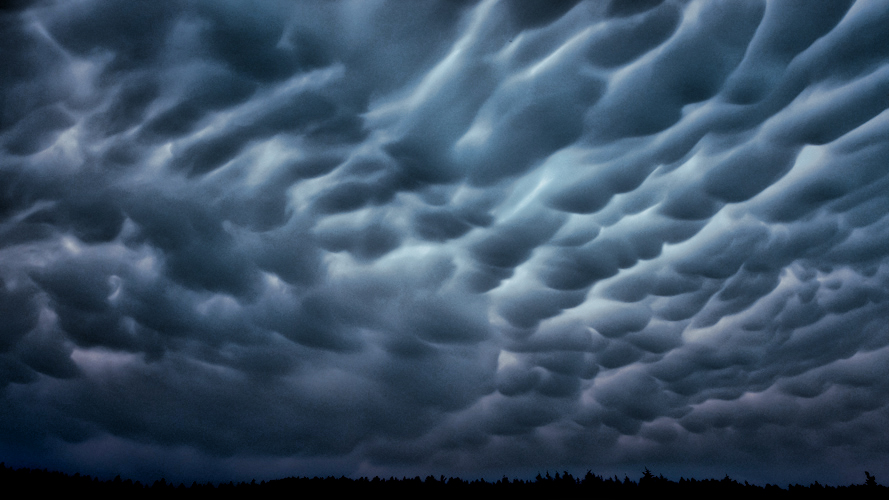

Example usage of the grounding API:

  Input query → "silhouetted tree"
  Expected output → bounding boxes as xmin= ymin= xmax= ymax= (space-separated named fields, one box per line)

xmin=640 ymin=467 xmax=655 ymax=485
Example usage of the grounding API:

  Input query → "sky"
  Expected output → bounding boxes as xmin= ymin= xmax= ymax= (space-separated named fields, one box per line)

xmin=2 ymin=0 xmax=889 ymax=487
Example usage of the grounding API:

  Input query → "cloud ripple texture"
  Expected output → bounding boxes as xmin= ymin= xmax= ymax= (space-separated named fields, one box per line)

xmin=1 ymin=0 xmax=888 ymax=485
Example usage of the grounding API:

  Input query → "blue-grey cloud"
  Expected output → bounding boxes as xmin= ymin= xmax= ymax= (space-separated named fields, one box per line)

xmin=1 ymin=0 xmax=889 ymax=488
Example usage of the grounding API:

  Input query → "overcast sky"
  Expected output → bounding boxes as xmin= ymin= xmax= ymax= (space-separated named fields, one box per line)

xmin=2 ymin=0 xmax=889 ymax=486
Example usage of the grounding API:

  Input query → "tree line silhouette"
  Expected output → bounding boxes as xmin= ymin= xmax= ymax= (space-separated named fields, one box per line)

xmin=1 ymin=462 xmax=885 ymax=498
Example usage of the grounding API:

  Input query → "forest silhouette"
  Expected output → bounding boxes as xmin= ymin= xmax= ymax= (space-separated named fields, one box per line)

xmin=1 ymin=462 xmax=885 ymax=498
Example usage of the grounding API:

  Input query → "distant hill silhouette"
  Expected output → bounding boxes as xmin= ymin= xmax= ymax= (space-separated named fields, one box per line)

xmin=1 ymin=462 xmax=885 ymax=498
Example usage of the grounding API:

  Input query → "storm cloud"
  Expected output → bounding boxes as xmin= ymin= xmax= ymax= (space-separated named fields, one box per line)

xmin=2 ymin=0 xmax=889 ymax=486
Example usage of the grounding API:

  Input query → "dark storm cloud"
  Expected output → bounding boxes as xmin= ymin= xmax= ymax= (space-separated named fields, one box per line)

xmin=1 ymin=0 xmax=889 ymax=488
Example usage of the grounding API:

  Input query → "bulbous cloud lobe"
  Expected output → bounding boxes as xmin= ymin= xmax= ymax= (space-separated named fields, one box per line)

xmin=1 ymin=0 xmax=889 ymax=486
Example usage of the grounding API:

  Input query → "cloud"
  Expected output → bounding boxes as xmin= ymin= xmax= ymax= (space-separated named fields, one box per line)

xmin=1 ymin=0 xmax=889 ymax=487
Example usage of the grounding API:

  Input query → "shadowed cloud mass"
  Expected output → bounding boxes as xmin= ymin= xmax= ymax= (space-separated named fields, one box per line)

xmin=1 ymin=0 xmax=889 ymax=486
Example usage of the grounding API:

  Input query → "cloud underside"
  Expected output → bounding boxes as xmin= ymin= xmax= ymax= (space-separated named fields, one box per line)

xmin=2 ymin=0 xmax=889 ymax=484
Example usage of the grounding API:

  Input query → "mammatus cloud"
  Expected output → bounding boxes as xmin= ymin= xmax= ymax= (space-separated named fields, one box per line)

xmin=2 ymin=0 xmax=889 ymax=486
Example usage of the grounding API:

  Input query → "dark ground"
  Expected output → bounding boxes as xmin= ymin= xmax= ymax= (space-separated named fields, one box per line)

xmin=1 ymin=462 xmax=885 ymax=498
